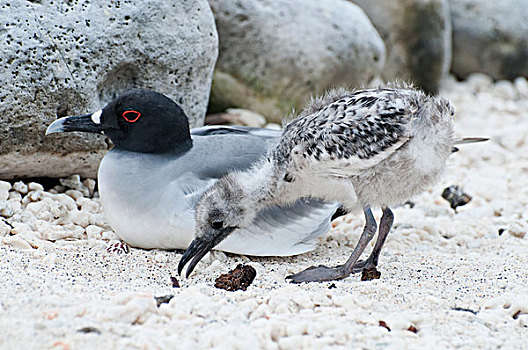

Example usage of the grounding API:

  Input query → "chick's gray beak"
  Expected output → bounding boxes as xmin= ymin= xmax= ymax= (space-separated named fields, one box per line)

xmin=178 ymin=227 xmax=236 ymax=278
xmin=46 ymin=110 xmax=104 ymax=135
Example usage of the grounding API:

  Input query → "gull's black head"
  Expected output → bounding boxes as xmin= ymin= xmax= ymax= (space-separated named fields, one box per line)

xmin=46 ymin=89 xmax=192 ymax=153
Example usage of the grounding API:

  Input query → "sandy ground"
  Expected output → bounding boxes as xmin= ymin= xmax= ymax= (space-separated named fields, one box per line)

xmin=1 ymin=75 xmax=528 ymax=349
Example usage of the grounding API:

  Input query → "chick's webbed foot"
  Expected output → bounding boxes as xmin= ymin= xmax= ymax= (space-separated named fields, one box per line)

xmin=287 ymin=264 xmax=350 ymax=283
xmin=286 ymin=259 xmax=380 ymax=283
xmin=288 ymin=207 xmax=377 ymax=283
xmin=287 ymin=207 xmax=394 ymax=283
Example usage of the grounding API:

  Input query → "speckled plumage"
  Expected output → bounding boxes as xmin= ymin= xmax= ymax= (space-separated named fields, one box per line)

xmin=267 ymin=85 xmax=455 ymax=212
xmin=179 ymin=84 xmax=483 ymax=282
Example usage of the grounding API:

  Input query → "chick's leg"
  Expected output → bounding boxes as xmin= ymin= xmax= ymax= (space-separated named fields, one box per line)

xmin=287 ymin=206 xmax=377 ymax=283
xmin=350 ymin=207 xmax=394 ymax=274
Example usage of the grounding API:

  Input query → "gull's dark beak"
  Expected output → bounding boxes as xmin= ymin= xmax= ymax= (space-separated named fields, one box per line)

xmin=46 ymin=111 xmax=104 ymax=135
xmin=178 ymin=227 xmax=236 ymax=278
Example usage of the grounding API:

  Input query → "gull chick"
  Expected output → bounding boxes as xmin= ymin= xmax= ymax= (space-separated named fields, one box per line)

xmin=178 ymin=85 xmax=487 ymax=282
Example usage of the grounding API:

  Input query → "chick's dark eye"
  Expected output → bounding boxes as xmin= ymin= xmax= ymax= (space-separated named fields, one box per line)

xmin=211 ymin=219 xmax=224 ymax=230
xmin=122 ymin=110 xmax=141 ymax=123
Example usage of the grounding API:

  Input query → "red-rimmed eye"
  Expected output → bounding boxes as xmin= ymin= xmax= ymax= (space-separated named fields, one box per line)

xmin=122 ymin=110 xmax=141 ymax=123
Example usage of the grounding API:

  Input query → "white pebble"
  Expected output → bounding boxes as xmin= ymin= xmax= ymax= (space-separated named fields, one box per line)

xmin=0 ymin=181 xmax=11 ymax=201
xmin=102 ymin=231 xmax=119 ymax=241
xmin=65 ymin=189 xmax=84 ymax=200
xmin=12 ymin=181 xmax=28 ymax=195
xmin=60 ymin=175 xmax=90 ymax=197
xmin=34 ymin=220 xmax=51 ymax=232
xmin=29 ymin=190 xmax=43 ymax=202
xmin=25 ymin=201 xmax=48 ymax=217
xmin=494 ymin=80 xmax=518 ymax=100
xmin=207 ymin=259 xmax=224 ymax=272
xmin=86 ymin=225 xmax=104 ymax=240
xmin=27 ymin=182 xmax=44 ymax=192
xmin=333 ymin=295 xmax=359 ymax=310
xmin=1 ymin=235 xmax=32 ymax=249
xmin=71 ymin=209 xmax=90 ymax=228
xmin=514 ymin=77 xmax=528 ymax=97
xmin=60 ymin=174 xmax=82 ymax=188
xmin=99 ymin=294 xmax=157 ymax=325
xmin=10 ymin=222 xmax=33 ymax=235
xmin=467 ymin=73 xmax=493 ymax=92
xmin=78 ymin=199 xmax=99 ymax=213
xmin=0 ymin=200 xmax=13 ymax=218
xmin=54 ymin=194 xmax=76 ymax=211
xmin=210 ymin=250 xmax=227 ymax=262
xmin=312 ymin=293 xmax=332 ymax=307
xmin=43 ymin=224 xmax=85 ymax=241
xmin=8 ymin=191 xmax=22 ymax=201
xmin=154 ymin=252 xmax=168 ymax=263
xmin=90 ymin=213 xmax=109 ymax=228
xmin=292 ymin=291 xmax=314 ymax=309
xmin=0 ymin=220 xmax=11 ymax=236
xmin=7 ymin=199 xmax=21 ymax=214
xmin=82 ymin=179 xmax=96 ymax=197
xmin=42 ymin=253 xmax=58 ymax=264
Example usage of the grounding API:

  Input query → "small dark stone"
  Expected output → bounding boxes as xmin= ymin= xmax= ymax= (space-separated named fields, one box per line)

xmin=77 ymin=327 xmax=101 ymax=334
xmin=328 ymin=283 xmax=337 ymax=289
xmin=215 ymin=264 xmax=256 ymax=291
xmin=361 ymin=267 xmax=381 ymax=281
xmin=441 ymin=185 xmax=472 ymax=212
xmin=407 ymin=325 xmax=418 ymax=333
xmin=170 ymin=276 xmax=180 ymax=288
xmin=155 ymin=294 xmax=174 ymax=307
xmin=498 ymin=228 xmax=505 ymax=236
xmin=512 ymin=310 xmax=521 ymax=320
xmin=451 ymin=307 xmax=478 ymax=315
xmin=378 ymin=320 xmax=391 ymax=331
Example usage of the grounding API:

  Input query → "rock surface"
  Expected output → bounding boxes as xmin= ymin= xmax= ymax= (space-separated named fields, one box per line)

xmin=352 ymin=0 xmax=451 ymax=94
xmin=205 ymin=109 xmax=267 ymax=127
xmin=0 ymin=0 xmax=218 ymax=179
xmin=208 ymin=0 xmax=385 ymax=122
xmin=450 ymin=0 xmax=528 ymax=80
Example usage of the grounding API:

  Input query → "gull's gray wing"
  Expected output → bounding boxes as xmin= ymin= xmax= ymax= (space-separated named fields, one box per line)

xmin=218 ymin=199 xmax=339 ymax=256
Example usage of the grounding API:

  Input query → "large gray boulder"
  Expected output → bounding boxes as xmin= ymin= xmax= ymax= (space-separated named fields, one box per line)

xmin=352 ymin=0 xmax=451 ymax=94
xmin=208 ymin=0 xmax=385 ymax=123
xmin=0 ymin=0 xmax=218 ymax=179
xmin=450 ymin=0 xmax=528 ymax=80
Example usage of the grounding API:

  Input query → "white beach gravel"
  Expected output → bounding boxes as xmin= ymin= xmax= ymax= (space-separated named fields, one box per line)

xmin=1 ymin=75 xmax=528 ymax=349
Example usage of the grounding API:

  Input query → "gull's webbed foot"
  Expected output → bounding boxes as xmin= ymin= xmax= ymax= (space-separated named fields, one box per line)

xmin=286 ymin=264 xmax=350 ymax=283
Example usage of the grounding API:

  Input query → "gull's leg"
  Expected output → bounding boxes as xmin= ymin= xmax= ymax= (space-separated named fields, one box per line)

xmin=350 ymin=207 xmax=394 ymax=273
xmin=287 ymin=206 xmax=377 ymax=283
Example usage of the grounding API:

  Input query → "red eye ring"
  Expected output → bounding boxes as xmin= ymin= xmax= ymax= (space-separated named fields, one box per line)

xmin=122 ymin=110 xmax=141 ymax=123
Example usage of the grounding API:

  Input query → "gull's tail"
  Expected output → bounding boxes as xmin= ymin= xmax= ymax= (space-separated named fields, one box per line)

xmin=452 ymin=137 xmax=489 ymax=153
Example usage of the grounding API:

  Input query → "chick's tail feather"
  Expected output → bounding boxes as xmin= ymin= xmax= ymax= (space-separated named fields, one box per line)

xmin=454 ymin=137 xmax=489 ymax=145
xmin=451 ymin=137 xmax=489 ymax=153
